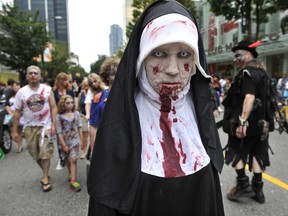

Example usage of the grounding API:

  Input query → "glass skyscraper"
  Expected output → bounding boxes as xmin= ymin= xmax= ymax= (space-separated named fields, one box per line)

xmin=14 ymin=0 xmax=69 ymax=45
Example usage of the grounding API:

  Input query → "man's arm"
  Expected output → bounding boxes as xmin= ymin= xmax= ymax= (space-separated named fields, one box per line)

xmin=11 ymin=109 xmax=21 ymax=142
xmin=236 ymin=93 xmax=255 ymax=138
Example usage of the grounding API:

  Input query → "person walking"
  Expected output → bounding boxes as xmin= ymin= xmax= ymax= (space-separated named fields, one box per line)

xmin=222 ymin=40 xmax=273 ymax=203
xmin=5 ymin=81 xmax=24 ymax=153
xmin=12 ymin=65 xmax=57 ymax=192
xmin=77 ymin=79 xmax=89 ymax=159
xmin=87 ymin=1 xmax=224 ymax=215
xmin=84 ymin=73 xmax=108 ymax=156
xmin=53 ymin=72 xmax=75 ymax=170
xmin=56 ymin=95 xmax=83 ymax=192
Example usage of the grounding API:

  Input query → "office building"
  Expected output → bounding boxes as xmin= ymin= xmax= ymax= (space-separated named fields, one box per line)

xmin=109 ymin=24 xmax=123 ymax=56
xmin=14 ymin=0 xmax=69 ymax=45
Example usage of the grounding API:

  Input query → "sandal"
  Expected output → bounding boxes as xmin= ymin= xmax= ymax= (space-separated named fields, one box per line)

xmin=40 ymin=176 xmax=50 ymax=185
xmin=16 ymin=147 xmax=23 ymax=153
xmin=42 ymin=182 xmax=52 ymax=192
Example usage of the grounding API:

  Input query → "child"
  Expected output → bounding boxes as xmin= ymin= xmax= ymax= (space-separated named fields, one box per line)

xmin=56 ymin=95 xmax=83 ymax=192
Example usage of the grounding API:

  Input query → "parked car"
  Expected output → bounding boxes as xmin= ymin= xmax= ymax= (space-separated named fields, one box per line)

xmin=0 ymin=93 xmax=12 ymax=153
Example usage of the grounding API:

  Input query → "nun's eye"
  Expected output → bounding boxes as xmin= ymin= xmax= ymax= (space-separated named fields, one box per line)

xmin=178 ymin=51 xmax=191 ymax=58
xmin=151 ymin=51 xmax=167 ymax=58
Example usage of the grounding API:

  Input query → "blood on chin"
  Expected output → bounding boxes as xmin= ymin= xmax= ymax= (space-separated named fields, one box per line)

xmin=159 ymin=84 xmax=181 ymax=97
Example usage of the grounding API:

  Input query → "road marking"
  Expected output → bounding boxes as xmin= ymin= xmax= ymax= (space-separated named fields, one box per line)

xmin=245 ymin=165 xmax=288 ymax=190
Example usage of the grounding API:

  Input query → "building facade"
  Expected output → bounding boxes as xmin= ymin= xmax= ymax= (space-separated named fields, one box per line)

xmin=109 ymin=24 xmax=123 ymax=56
xmin=14 ymin=0 xmax=69 ymax=45
xmin=198 ymin=1 xmax=288 ymax=79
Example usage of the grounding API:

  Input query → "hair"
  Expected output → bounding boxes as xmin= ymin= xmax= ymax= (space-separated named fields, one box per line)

xmin=57 ymin=95 xmax=75 ymax=114
xmin=53 ymin=72 xmax=70 ymax=91
xmin=80 ymin=78 xmax=89 ymax=90
xmin=99 ymin=57 xmax=120 ymax=85
xmin=87 ymin=73 xmax=105 ymax=94
xmin=26 ymin=65 xmax=41 ymax=75
xmin=7 ymin=79 xmax=16 ymax=86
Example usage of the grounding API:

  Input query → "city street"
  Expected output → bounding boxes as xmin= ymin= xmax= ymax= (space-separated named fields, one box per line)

xmin=0 ymin=116 xmax=287 ymax=216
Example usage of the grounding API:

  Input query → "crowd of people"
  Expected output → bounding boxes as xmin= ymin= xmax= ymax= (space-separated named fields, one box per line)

xmin=0 ymin=1 xmax=287 ymax=215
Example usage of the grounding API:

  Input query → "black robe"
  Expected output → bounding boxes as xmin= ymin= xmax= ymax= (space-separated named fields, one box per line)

xmin=87 ymin=0 xmax=224 ymax=214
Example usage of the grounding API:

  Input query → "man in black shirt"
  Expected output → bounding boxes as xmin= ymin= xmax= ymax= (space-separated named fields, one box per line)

xmin=222 ymin=40 xmax=272 ymax=204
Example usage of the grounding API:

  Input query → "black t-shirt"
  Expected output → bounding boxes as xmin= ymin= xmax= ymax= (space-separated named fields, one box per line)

xmin=241 ymin=74 xmax=256 ymax=96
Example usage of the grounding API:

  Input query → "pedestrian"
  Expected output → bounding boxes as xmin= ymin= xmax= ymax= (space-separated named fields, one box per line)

xmin=222 ymin=40 xmax=273 ymax=203
xmin=77 ymin=78 xmax=89 ymax=159
xmin=84 ymin=73 xmax=108 ymax=157
xmin=87 ymin=1 xmax=224 ymax=215
xmin=99 ymin=57 xmax=120 ymax=89
xmin=11 ymin=65 xmax=57 ymax=192
xmin=5 ymin=81 xmax=24 ymax=153
xmin=3 ymin=78 xmax=15 ymax=100
xmin=53 ymin=72 xmax=75 ymax=170
xmin=56 ymin=95 xmax=83 ymax=192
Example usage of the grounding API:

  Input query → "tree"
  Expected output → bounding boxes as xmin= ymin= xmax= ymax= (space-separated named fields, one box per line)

xmin=0 ymin=3 xmax=50 ymax=82
xmin=208 ymin=0 xmax=288 ymax=40
xmin=90 ymin=55 xmax=107 ymax=74
xmin=40 ymin=40 xmax=70 ymax=79
xmin=126 ymin=0 xmax=198 ymax=39
xmin=68 ymin=65 xmax=87 ymax=83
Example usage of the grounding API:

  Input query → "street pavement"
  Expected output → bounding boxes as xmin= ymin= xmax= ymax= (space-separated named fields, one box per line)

xmin=0 ymin=113 xmax=287 ymax=216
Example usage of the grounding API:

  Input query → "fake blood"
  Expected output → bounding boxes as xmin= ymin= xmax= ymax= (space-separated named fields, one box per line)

xmin=184 ymin=63 xmax=189 ymax=72
xmin=159 ymin=96 xmax=185 ymax=177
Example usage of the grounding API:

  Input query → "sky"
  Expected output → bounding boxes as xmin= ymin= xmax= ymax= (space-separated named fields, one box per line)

xmin=1 ymin=0 xmax=124 ymax=72
xmin=68 ymin=0 xmax=124 ymax=71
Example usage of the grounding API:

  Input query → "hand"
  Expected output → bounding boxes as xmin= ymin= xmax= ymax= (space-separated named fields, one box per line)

xmin=50 ymin=124 xmax=56 ymax=136
xmin=63 ymin=145 xmax=69 ymax=153
xmin=236 ymin=125 xmax=247 ymax=139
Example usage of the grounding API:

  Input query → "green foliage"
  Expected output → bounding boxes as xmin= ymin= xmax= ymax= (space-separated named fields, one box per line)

xmin=68 ymin=65 xmax=87 ymax=82
xmin=126 ymin=0 xmax=198 ymax=39
xmin=90 ymin=55 xmax=107 ymax=74
xmin=207 ymin=0 xmax=287 ymax=40
xmin=40 ymin=40 xmax=70 ymax=79
xmin=0 ymin=3 xmax=50 ymax=82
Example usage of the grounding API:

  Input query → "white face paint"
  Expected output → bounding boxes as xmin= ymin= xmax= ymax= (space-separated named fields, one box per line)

xmin=144 ymin=42 xmax=195 ymax=97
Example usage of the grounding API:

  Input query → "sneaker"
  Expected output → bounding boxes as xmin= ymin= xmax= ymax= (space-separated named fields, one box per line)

xmin=55 ymin=160 xmax=64 ymax=170
xmin=70 ymin=181 xmax=81 ymax=192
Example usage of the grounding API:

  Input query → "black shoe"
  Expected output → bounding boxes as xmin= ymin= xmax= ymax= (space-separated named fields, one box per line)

xmin=252 ymin=177 xmax=265 ymax=204
xmin=227 ymin=176 xmax=255 ymax=201
xmin=60 ymin=159 xmax=65 ymax=167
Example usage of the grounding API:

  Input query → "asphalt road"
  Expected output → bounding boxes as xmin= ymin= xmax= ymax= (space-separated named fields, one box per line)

xmin=0 ymin=114 xmax=287 ymax=216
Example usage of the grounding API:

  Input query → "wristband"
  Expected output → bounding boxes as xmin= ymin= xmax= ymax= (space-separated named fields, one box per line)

xmin=239 ymin=116 xmax=249 ymax=127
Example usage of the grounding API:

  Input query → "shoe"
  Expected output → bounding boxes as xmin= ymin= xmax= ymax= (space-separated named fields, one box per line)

xmin=41 ymin=181 xmax=52 ymax=192
xmin=70 ymin=181 xmax=81 ymax=192
xmin=56 ymin=160 xmax=64 ymax=170
xmin=16 ymin=147 xmax=23 ymax=153
xmin=227 ymin=176 xmax=255 ymax=201
xmin=251 ymin=177 xmax=265 ymax=204
xmin=80 ymin=152 xmax=86 ymax=160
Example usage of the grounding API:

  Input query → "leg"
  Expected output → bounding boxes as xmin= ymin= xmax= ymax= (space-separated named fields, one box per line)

xmin=252 ymin=157 xmax=265 ymax=203
xmin=80 ymin=131 xmax=88 ymax=159
xmin=69 ymin=157 xmax=81 ymax=192
xmin=89 ymin=126 xmax=97 ymax=154
xmin=16 ymin=126 xmax=23 ymax=153
xmin=40 ymin=158 xmax=52 ymax=192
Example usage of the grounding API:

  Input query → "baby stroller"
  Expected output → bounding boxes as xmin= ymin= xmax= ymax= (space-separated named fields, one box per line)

xmin=0 ymin=92 xmax=12 ymax=153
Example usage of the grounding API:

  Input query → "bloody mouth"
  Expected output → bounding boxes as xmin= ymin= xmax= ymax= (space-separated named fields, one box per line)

xmin=160 ymin=84 xmax=179 ymax=96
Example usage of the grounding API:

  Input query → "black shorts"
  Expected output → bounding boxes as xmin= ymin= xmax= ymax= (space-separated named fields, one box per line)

xmin=225 ymin=135 xmax=270 ymax=170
